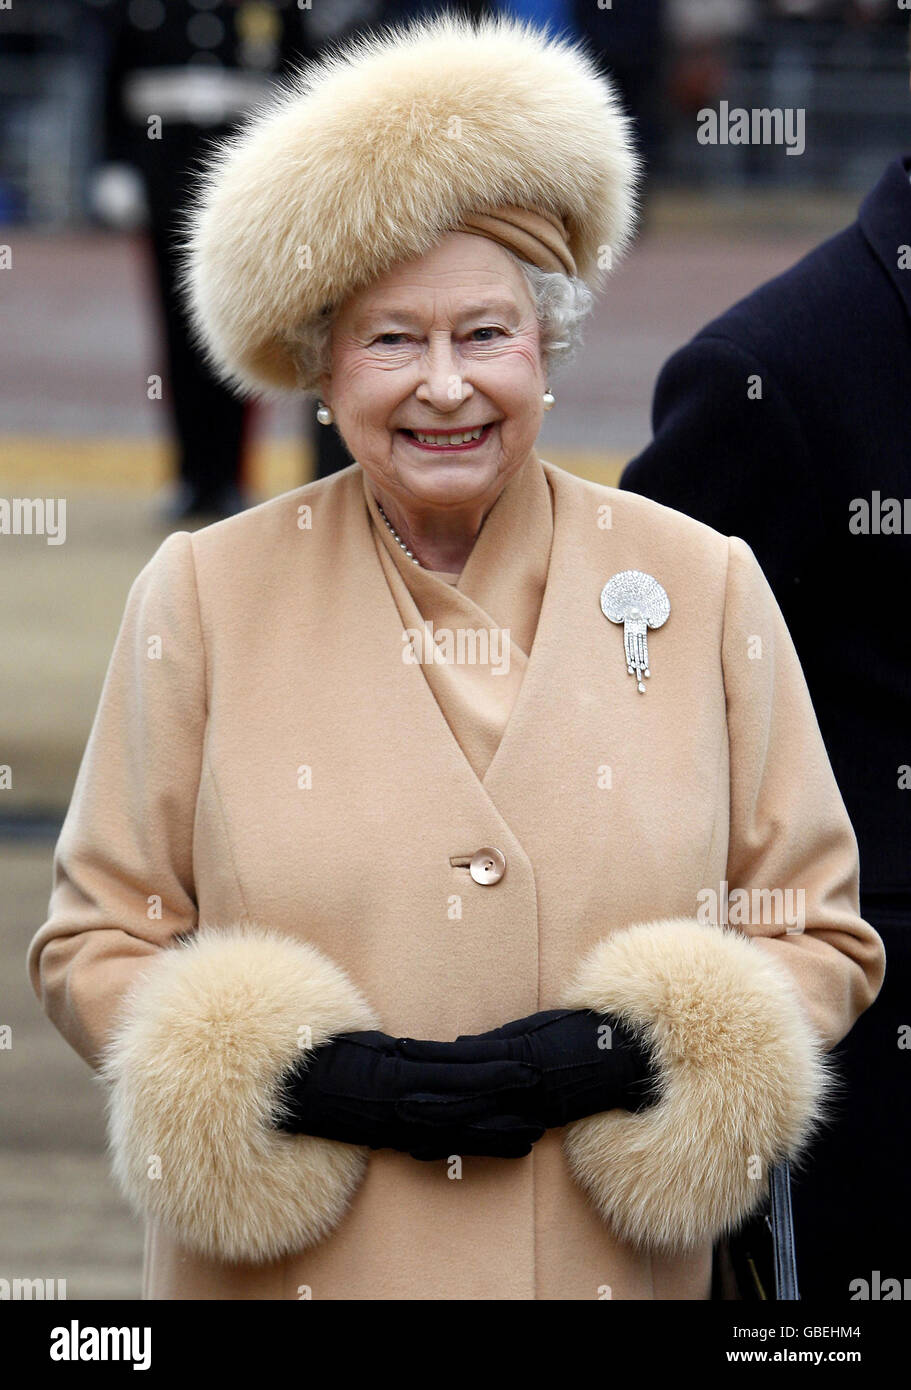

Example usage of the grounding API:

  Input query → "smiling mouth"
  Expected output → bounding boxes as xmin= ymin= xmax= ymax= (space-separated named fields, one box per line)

xmin=398 ymin=422 xmax=496 ymax=451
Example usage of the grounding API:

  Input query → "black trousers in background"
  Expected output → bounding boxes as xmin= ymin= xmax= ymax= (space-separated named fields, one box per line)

xmin=789 ymin=895 xmax=909 ymax=1300
xmin=139 ymin=124 xmax=252 ymax=503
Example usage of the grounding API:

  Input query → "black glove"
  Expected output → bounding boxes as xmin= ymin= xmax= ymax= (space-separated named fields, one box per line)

xmin=272 ymin=1030 xmax=547 ymax=1161
xmin=445 ymin=1008 xmax=661 ymax=1128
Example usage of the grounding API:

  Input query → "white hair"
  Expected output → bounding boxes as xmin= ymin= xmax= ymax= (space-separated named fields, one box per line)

xmin=513 ymin=256 xmax=595 ymax=376
xmin=288 ymin=248 xmax=594 ymax=389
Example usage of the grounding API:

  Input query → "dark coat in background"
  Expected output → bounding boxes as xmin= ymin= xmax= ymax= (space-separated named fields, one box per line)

xmin=622 ymin=155 xmax=911 ymax=1300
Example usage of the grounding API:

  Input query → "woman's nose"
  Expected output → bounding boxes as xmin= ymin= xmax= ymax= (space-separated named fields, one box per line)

xmin=415 ymin=335 xmax=473 ymax=408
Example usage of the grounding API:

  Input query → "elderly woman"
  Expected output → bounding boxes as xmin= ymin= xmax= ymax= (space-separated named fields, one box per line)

xmin=29 ymin=16 xmax=884 ymax=1301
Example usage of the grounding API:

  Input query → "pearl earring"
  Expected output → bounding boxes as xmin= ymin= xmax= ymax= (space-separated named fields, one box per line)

xmin=316 ymin=402 xmax=334 ymax=425
xmin=542 ymin=389 xmax=555 ymax=411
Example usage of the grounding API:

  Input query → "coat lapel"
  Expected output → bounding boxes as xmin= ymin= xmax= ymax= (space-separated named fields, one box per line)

xmin=340 ymin=455 xmax=721 ymax=912
xmin=481 ymin=460 xmax=725 ymax=957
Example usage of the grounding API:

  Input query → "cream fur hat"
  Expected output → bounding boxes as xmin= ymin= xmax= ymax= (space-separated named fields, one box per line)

xmin=180 ymin=12 xmax=640 ymax=398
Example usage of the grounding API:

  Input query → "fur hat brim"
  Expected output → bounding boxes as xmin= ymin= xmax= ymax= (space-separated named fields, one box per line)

xmin=180 ymin=12 xmax=640 ymax=398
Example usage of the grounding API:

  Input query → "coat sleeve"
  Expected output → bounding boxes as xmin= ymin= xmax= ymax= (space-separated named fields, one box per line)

xmin=27 ymin=530 xmax=379 ymax=1265
xmin=557 ymin=536 xmax=885 ymax=1254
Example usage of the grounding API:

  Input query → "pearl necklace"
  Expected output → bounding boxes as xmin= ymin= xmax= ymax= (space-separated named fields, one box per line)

xmin=377 ymin=502 xmax=422 ymax=566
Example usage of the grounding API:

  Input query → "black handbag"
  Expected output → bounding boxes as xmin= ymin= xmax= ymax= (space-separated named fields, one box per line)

xmin=711 ymin=1159 xmax=800 ymax=1300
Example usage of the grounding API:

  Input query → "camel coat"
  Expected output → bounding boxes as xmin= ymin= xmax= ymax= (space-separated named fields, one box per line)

xmin=27 ymin=454 xmax=885 ymax=1300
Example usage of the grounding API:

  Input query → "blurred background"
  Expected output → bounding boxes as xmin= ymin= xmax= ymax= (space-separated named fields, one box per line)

xmin=2 ymin=0 xmax=908 ymax=1298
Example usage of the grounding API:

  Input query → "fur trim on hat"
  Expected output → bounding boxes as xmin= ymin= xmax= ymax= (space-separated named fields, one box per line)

xmin=99 ymin=923 xmax=379 ymax=1265
xmin=560 ymin=918 xmax=834 ymax=1253
xmin=180 ymin=12 xmax=640 ymax=397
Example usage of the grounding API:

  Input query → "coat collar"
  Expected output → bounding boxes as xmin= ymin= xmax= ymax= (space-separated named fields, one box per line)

xmin=858 ymin=153 xmax=911 ymax=323
xmin=361 ymin=449 xmax=554 ymax=653
xmin=333 ymin=456 xmax=658 ymax=822
xmin=359 ymin=453 xmax=554 ymax=782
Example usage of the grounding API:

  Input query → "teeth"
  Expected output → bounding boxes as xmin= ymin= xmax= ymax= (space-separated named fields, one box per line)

xmin=411 ymin=425 xmax=487 ymax=445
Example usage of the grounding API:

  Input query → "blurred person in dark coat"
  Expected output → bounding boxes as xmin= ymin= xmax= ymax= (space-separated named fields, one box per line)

xmin=621 ymin=147 xmax=911 ymax=1298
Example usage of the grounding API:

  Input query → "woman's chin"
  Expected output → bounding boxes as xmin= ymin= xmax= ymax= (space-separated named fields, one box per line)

xmin=392 ymin=454 xmax=505 ymax=505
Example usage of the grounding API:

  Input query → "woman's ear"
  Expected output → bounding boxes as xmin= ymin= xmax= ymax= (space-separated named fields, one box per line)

xmin=317 ymin=371 xmax=332 ymax=408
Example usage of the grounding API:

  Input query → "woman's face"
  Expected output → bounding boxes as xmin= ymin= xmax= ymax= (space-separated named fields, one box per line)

xmin=318 ymin=232 xmax=546 ymax=519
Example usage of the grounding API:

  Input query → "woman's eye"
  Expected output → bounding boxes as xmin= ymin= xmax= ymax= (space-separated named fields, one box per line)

xmin=372 ymin=327 xmax=504 ymax=346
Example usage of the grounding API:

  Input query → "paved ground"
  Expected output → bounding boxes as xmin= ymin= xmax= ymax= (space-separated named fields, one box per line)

xmin=2 ymin=840 xmax=145 ymax=1299
xmin=0 ymin=191 xmax=857 ymax=1298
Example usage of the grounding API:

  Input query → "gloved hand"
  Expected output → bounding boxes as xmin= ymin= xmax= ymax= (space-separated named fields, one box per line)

xmin=272 ymin=1030 xmax=546 ymax=1160
xmin=448 ymin=1008 xmax=661 ymax=1128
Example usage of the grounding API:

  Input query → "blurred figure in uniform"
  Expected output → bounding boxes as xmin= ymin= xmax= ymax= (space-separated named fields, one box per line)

xmin=91 ymin=0 xmax=390 ymax=519
xmin=92 ymin=0 xmax=304 ymax=519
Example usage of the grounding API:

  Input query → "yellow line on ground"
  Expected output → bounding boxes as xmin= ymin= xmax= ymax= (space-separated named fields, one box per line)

xmin=0 ymin=438 xmax=629 ymax=493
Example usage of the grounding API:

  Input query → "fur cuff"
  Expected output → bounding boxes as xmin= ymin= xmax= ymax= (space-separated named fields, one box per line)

xmin=560 ymin=918 xmax=832 ymax=1253
xmin=99 ymin=924 xmax=379 ymax=1265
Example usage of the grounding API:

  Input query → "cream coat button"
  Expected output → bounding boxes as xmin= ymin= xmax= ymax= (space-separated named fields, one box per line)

xmin=469 ymin=847 xmax=506 ymax=885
